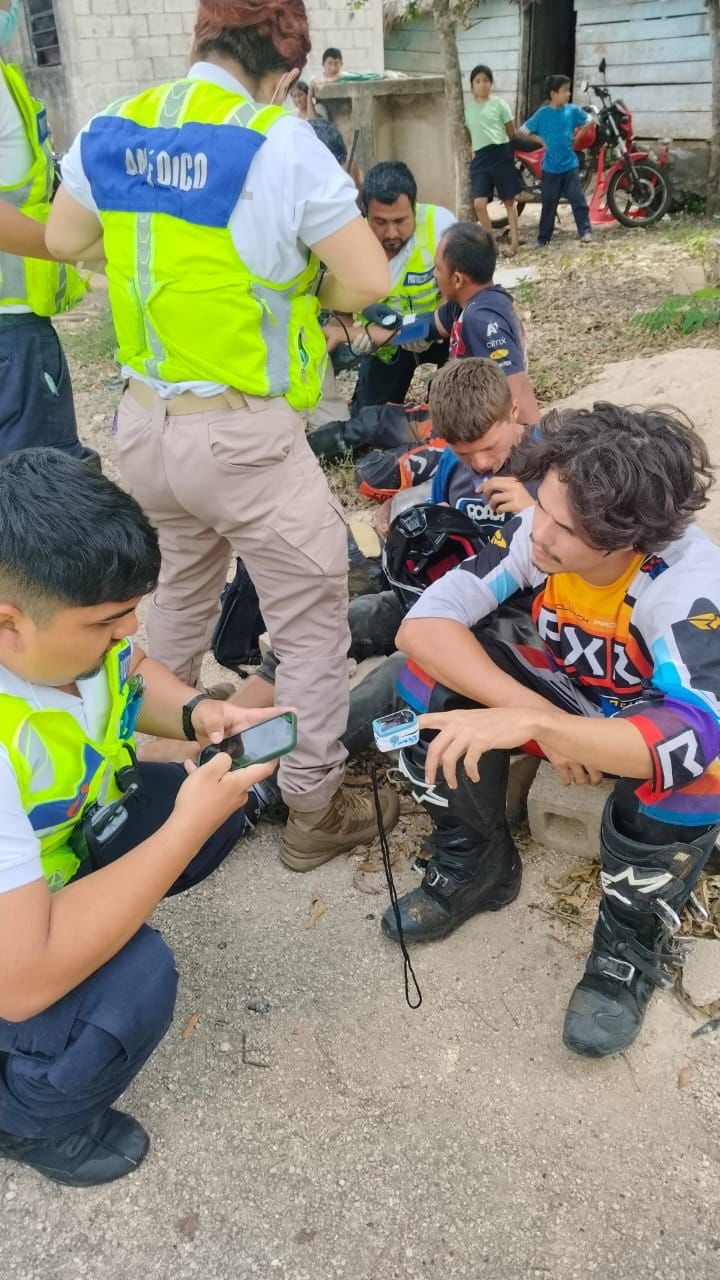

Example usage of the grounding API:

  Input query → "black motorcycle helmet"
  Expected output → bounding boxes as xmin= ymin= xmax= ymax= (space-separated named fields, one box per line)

xmin=383 ymin=503 xmax=484 ymax=610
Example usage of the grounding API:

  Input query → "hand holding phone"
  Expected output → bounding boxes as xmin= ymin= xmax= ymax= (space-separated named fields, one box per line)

xmin=198 ymin=711 xmax=297 ymax=770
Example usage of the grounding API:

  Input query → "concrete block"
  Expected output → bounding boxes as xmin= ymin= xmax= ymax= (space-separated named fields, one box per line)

xmin=168 ymin=32 xmax=191 ymax=56
xmin=117 ymin=56 xmax=154 ymax=81
xmin=151 ymin=55 xmax=186 ymax=78
xmin=527 ymin=761 xmax=613 ymax=859
xmin=682 ymin=939 xmax=720 ymax=1008
xmin=92 ymin=0 xmax=128 ymax=13
xmin=147 ymin=11 xmax=183 ymax=35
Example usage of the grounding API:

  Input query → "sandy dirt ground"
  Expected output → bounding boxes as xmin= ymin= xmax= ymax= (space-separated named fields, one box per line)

xmin=3 ymin=217 xmax=720 ymax=1280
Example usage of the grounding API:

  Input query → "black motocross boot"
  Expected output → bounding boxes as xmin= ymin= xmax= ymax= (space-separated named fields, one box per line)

xmin=381 ymin=742 xmax=522 ymax=944
xmin=563 ymin=798 xmax=720 ymax=1058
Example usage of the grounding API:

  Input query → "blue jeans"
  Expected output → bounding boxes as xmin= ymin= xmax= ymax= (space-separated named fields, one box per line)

xmin=0 ymin=763 xmax=246 ymax=1138
xmin=0 ymin=313 xmax=99 ymax=465
xmin=538 ymin=168 xmax=591 ymax=244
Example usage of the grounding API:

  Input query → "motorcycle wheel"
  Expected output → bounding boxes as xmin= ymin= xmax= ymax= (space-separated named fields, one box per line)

xmin=606 ymin=160 xmax=671 ymax=228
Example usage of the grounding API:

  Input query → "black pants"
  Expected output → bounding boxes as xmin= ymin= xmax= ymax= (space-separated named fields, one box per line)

xmin=351 ymin=340 xmax=449 ymax=412
xmin=0 ymin=763 xmax=245 ymax=1139
xmin=0 ymin=314 xmax=99 ymax=464
xmin=538 ymin=169 xmax=591 ymax=244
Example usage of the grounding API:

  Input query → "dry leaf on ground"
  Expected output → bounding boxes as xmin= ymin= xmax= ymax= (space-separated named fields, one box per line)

xmin=181 ymin=1011 xmax=201 ymax=1040
xmin=306 ymin=894 xmax=327 ymax=928
xmin=677 ymin=1065 xmax=694 ymax=1088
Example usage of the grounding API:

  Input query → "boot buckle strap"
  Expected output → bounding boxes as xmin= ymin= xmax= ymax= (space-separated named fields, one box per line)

xmin=425 ymin=866 xmax=450 ymax=891
xmin=654 ymin=899 xmax=682 ymax=934
xmin=595 ymin=955 xmax=636 ymax=984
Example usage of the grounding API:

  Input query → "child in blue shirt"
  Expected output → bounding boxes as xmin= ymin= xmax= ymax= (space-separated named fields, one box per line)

xmin=522 ymin=74 xmax=592 ymax=247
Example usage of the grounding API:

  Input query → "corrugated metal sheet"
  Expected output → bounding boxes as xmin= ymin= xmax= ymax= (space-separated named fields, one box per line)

xmin=575 ymin=0 xmax=711 ymax=139
xmin=384 ymin=0 xmax=712 ymax=141
xmin=384 ymin=1 xmax=521 ymax=113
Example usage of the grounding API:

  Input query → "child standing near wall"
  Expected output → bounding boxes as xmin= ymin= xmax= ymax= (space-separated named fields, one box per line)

xmin=465 ymin=65 xmax=522 ymax=257
xmin=522 ymin=75 xmax=592 ymax=247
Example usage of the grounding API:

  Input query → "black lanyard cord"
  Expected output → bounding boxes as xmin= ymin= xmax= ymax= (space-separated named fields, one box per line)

xmin=371 ymin=763 xmax=422 ymax=1010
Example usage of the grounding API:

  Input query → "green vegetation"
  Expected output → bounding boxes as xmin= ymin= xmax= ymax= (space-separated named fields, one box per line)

xmin=60 ymin=311 xmax=117 ymax=366
xmin=631 ymin=288 xmax=720 ymax=334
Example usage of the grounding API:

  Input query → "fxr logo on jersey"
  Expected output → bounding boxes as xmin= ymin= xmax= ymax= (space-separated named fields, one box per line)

xmin=689 ymin=612 xmax=720 ymax=631
xmin=535 ymin=611 xmax=648 ymax=694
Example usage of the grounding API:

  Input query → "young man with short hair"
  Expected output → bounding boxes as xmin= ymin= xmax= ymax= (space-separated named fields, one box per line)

xmin=351 ymin=161 xmax=456 ymax=410
xmin=427 ymin=222 xmax=539 ymax=427
xmin=389 ymin=404 xmax=720 ymax=1059
xmin=0 ymin=449 xmax=283 ymax=1187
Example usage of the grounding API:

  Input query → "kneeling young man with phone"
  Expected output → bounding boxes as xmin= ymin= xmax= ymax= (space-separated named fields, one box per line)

xmin=0 ymin=450 xmax=292 ymax=1188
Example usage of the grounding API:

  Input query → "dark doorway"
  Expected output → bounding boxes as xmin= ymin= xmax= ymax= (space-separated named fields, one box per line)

xmin=519 ymin=0 xmax=576 ymax=119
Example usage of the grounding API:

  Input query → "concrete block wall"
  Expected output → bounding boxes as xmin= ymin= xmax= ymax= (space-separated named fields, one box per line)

xmin=306 ymin=0 xmax=384 ymax=78
xmin=9 ymin=0 xmax=384 ymax=147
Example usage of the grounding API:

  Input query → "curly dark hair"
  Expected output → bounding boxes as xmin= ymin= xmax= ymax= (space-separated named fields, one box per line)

xmin=194 ymin=0 xmax=311 ymax=77
xmin=513 ymin=402 xmax=713 ymax=552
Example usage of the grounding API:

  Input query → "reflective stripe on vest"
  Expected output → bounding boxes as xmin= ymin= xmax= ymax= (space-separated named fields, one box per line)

xmin=83 ymin=78 xmax=326 ymax=411
xmin=0 ymin=62 xmax=87 ymax=315
xmin=0 ymin=641 xmax=137 ymax=892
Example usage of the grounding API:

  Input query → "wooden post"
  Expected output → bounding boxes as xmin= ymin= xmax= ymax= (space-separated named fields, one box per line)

xmin=432 ymin=0 xmax=473 ymax=219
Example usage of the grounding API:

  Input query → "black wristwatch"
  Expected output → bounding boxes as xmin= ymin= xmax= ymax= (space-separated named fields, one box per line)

xmin=182 ymin=693 xmax=215 ymax=741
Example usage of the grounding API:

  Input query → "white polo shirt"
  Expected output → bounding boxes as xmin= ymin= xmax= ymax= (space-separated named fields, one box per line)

xmin=0 ymin=66 xmax=34 ymax=314
xmin=60 ymin=61 xmax=361 ymax=398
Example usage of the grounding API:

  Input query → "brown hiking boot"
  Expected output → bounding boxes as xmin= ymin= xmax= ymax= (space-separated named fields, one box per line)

xmin=281 ymin=786 xmax=400 ymax=872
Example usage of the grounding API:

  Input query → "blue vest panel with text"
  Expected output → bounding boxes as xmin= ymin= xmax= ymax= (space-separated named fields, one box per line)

xmin=82 ymin=116 xmax=266 ymax=228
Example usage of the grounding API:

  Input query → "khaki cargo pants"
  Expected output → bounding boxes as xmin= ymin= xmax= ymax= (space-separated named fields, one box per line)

xmin=115 ymin=385 xmax=350 ymax=812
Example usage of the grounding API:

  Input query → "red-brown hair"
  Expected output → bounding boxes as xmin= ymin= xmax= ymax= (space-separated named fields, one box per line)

xmin=194 ymin=0 xmax=311 ymax=75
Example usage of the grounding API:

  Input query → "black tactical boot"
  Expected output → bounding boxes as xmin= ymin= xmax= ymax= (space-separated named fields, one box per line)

xmin=563 ymin=798 xmax=720 ymax=1058
xmin=382 ymin=743 xmax=521 ymax=944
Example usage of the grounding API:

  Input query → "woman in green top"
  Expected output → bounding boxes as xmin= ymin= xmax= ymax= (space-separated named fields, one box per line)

xmin=465 ymin=64 xmax=522 ymax=256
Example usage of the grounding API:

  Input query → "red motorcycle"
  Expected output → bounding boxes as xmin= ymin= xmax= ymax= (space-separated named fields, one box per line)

xmin=499 ymin=59 xmax=671 ymax=230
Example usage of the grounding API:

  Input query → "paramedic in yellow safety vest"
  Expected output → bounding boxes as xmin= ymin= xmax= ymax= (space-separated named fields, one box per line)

xmin=0 ymin=0 xmax=99 ymax=464
xmin=46 ymin=0 xmax=400 ymax=870
xmin=0 ymin=449 xmax=288 ymax=1188
xmin=350 ymin=161 xmax=456 ymax=412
